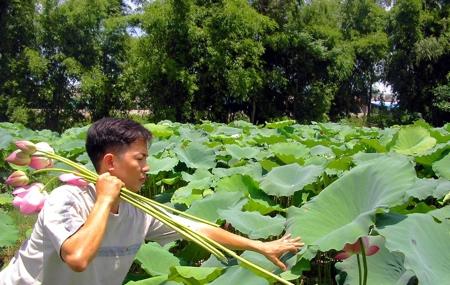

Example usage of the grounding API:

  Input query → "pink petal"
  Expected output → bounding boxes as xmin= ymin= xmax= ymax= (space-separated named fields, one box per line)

xmin=335 ymin=251 xmax=352 ymax=260
xmin=12 ymin=196 xmax=24 ymax=208
xmin=29 ymin=156 xmax=53 ymax=169
xmin=13 ymin=186 xmax=31 ymax=198
xmin=35 ymin=142 xmax=54 ymax=154
xmin=59 ymin=173 xmax=88 ymax=187
xmin=19 ymin=188 xmax=46 ymax=215
xmin=366 ymin=245 xmax=380 ymax=256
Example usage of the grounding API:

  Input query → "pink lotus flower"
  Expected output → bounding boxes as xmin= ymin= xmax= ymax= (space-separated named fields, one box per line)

xmin=6 ymin=150 xmax=31 ymax=166
xmin=335 ymin=236 xmax=380 ymax=260
xmin=12 ymin=183 xmax=47 ymax=215
xmin=59 ymin=173 xmax=88 ymax=187
xmin=15 ymin=140 xmax=37 ymax=154
xmin=29 ymin=156 xmax=54 ymax=169
xmin=5 ymin=170 xmax=29 ymax=187
xmin=29 ymin=142 xmax=55 ymax=169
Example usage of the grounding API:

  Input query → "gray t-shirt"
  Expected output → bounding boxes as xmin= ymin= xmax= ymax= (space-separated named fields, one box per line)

xmin=0 ymin=184 xmax=199 ymax=285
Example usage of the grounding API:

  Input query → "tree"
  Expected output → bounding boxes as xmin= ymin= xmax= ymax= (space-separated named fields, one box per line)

xmin=387 ymin=0 xmax=450 ymax=125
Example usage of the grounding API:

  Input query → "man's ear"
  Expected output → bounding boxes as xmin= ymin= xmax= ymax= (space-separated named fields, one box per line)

xmin=103 ymin=153 xmax=115 ymax=172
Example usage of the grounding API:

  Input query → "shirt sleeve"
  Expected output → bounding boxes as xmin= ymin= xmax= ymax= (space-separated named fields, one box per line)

xmin=145 ymin=208 xmax=203 ymax=245
xmin=42 ymin=187 xmax=86 ymax=256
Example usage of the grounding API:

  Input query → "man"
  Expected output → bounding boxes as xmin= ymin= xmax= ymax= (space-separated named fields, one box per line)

xmin=0 ymin=118 xmax=302 ymax=284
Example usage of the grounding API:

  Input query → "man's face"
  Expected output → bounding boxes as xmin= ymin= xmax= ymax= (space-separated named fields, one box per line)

xmin=109 ymin=138 xmax=149 ymax=192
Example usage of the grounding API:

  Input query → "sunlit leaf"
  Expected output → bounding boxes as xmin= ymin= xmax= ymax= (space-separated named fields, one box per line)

xmin=135 ymin=242 xmax=180 ymax=276
xmin=432 ymin=152 xmax=450 ymax=179
xmin=377 ymin=213 xmax=450 ymax=285
xmin=286 ymin=155 xmax=416 ymax=252
xmin=218 ymin=209 xmax=285 ymax=239
xmin=168 ymin=266 xmax=223 ymax=284
xmin=389 ymin=126 xmax=436 ymax=156
xmin=175 ymin=143 xmax=216 ymax=169
xmin=260 ymin=164 xmax=323 ymax=197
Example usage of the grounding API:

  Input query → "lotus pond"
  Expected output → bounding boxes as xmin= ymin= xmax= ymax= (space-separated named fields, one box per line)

xmin=0 ymin=120 xmax=449 ymax=285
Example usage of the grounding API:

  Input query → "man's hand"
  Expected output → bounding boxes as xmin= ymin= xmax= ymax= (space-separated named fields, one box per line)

xmin=257 ymin=234 xmax=304 ymax=271
xmin=96 ymin=172 xmax=124 ymax=213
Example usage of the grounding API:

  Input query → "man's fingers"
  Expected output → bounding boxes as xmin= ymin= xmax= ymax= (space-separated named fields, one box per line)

xmin=271 ymin=257 xmax=287 ymax=271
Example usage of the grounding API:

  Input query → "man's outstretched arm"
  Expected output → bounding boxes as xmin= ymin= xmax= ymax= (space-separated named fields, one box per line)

xmin=197 ymin=224 xmax=303 ymax=271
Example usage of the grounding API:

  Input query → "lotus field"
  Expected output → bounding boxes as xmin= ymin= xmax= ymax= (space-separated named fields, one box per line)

xmin=0 ymin=120 xmax=449 ymax=285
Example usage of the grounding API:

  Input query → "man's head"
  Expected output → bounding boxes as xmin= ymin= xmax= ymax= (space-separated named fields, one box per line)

xmin=86 ymin=118 xmax=152 ymax=192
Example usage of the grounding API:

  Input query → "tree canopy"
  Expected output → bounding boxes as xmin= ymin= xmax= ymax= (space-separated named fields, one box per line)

xmin=0 ymin=0 xmax=448 ymax=131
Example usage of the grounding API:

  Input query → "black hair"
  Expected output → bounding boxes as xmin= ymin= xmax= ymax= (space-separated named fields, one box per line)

xmin=86 ymin=117 xmax=152 ymax=171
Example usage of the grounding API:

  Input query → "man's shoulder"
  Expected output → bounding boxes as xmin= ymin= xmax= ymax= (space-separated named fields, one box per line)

xmin=46 ymin=184 xmax=93 ymax=205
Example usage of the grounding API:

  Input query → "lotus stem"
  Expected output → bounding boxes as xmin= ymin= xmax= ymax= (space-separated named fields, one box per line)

xmin=359 ymin=238 xmax=368 ymax=285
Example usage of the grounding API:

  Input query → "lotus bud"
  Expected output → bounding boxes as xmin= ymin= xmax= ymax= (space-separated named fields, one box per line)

xmin=12 ymin=183 xmax=47 ymax=215
xmin=5 ymin=150 xmax=31 ymax=166
xmin=5 ymin=170 xmax=29 ymax=187
xmin=59 ymin=173 xmax=88 ymax=187
xmin=29 ymin=156 xmax=54 ymax=170
xmin=335 ymin=236 xmax=380 ymax=260
xmin=15 ymin=140 xmax=37 ymax=154
xmin=29 ymin=142 xmax=55 ymax=169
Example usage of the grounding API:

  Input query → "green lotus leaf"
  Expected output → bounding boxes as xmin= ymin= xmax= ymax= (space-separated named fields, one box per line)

xmin=147 ymin=156 xmax=179 ymax=175
xmin=286 ymin=155 xmax=416 ymax=252
xmin=259 ymin=159 xmax=280 ymax=172
xmin=415 ymin=142 xmax=450 ymax=166
xmin=175 ymin=143 xmax=216 ymax=169
xmin=260 ymin=164 xmax=324 ymax=197
xmin=0 ymin=210 xmax=19 ymax=247
xmin=215 ymin=174 xmax=259 ymax=196
xmin=168 ymin=266 xmax=223 ymax=284
xmin=265 ymin=120 xmax=296 ymax=129
xmin=377 ymin=213 xmax=450 ymax=285
xmin=144 ymin=123 xmax=174 ymax=138
xmin=213 ymin=126 xmax=243 ymax=136
xmin=212 ymin=163 xmax=263 ymax=180
xmin=237 ymin=251 xmax=298 ymax=281
xmin=352 ymin=152 xmax=387 ymax=165
xmin=389 ymin=126 xmax=437 ymax=156
xmin=326 ymin=156 xmax=353 ymax=172
xmin=218 ymin=209 xmax=285 ymax=239
xmin=54 ymin=138 xmax=85 ymax=154
xmin=269 ymin=142 xmax=309 ymax=164
xmin=0 ymin=131 xmax=13 ymax=149
xmin=360 ymin=138 xmax=387 ymax=153
xmin=181 ymin=169 xmax=213 ymax=184
xmin=178 ymin=126 xmax=208 ymax=143
xmin=335 ymin=236 xmax=415 ymax=285
xmin=186 ymin=191 xmax=246 ymax=222
xmin=209 ymin=251 xmax=299 ymax=285
xmin=225 ymin=144 xmax=260 ymax=160
xmin=150 ymin=140 xmax=175 ymax=156
xmin=171 ymin=187 xmax=205 ymax=206
xmin=207 ymin=265 xmax=269 ymax=285
xmin=432 ymin=152 xmax=450 ymax=179
xmin=243 ymin=198 xmax=284 ymax=215
xmin=252 ymin=128 xmax=286 ymax=145
xmin=135 ymin=242 xmax=180 ymax=276
xmin=309 ymin=145 xmax=334 ymax=158
xmin=406 ymin=178 xmax=450 ymax=200
xmin=125 ymin=275 xmax=168 ymax=285
xmin=428 ymin=205 xmax=450 ymax=221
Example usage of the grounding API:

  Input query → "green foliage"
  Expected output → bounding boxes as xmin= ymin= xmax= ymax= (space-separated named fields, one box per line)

xmin=1 ymin=121 xmax=450 ymax=284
